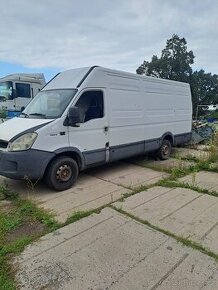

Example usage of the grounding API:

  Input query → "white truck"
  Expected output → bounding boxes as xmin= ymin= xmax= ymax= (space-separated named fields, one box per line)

xmin=0 ymin=73 xmax=46 ymax=118
xmin=0 ymin=66 xmax=192 ymax=191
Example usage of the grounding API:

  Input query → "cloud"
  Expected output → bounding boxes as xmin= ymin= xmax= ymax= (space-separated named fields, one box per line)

xmin=0 ymin=0 xmax=218 ymax=74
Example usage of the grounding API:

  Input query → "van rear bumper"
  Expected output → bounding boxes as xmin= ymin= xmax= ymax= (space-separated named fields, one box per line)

xmin=0 ymin=149 xmax=55 ymax=180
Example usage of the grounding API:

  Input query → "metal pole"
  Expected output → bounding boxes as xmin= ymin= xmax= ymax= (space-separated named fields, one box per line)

xmin=196 ymin=105 xmax=199 ymax=121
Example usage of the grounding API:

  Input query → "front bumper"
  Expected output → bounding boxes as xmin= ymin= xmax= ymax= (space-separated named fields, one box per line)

xmin=0 ymin=149 xmax=55 ymax=180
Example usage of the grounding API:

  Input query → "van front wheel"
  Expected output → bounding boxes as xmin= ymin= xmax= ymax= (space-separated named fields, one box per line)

xmin=157 ymin=139 xmax=172 ymax=160
xmin=45 ymin=156 xmax=79 ymax=191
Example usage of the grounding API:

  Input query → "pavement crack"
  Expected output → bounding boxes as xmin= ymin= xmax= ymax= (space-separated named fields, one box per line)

xmin=148 ymin=253 xmax=189 ymax=290
xmin=130 ymin=188 xmax=174 ymax=210
xmin=159 ymin=195 xmax=202 ymax=221
xmin=112 ymin=207 xmax=218 ymax=261
xmin=58 ymin=188 xmax=127 ymax=215
xmin=86 ymin=173 xmax=131 ymax=190
xmin=66 ymin=220 xmax=131 ymax=260
xmin=105 ymin=237 xmax=171 ymax=290
xmin=201 ymin=222 xmax=218 ymax=241
xmin=22 ymin=215 xmax=114 ymax=262
xmin=199 ymin=269 xmax=218 ymax=289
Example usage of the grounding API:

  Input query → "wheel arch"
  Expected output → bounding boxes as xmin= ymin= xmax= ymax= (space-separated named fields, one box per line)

xmin=161 ymin=132 xmax=174 ymax=146
xmin=44 ymin=147 xmax=85 ymax=175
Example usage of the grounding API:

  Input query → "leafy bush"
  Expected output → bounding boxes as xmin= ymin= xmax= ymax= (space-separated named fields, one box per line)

xmin=0 ymin=109 xmax=6 ymax=119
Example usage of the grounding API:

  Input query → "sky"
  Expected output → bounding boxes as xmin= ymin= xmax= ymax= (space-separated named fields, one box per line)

xmin=0 ymin=0 xmax=218 ymax=82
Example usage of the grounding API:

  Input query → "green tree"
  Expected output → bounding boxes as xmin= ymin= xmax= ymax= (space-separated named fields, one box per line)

xmin=136 ymin=34 xmax=194 ymax=82
xmin=136 ymin=34 xmax=218 ymax=115
xmin=190 ymin=70 xmax=218 ymax=114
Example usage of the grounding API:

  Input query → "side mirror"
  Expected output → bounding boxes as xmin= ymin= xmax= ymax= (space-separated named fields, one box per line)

xmin=67 ymin=106 xmax=82 ymax=127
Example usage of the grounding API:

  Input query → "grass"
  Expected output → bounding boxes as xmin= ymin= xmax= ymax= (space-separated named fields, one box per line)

xmin=0 ymin=109 xmax=6 ymax=119
xmin=158 ymin=179 xmax=218 ymax=198
xmin=0 ymin=236 xmax=34 ymax=290
xmin=65 ymin=208 xmax=101 ymax=225
xmin=0 ymin=184 xmax=137 ymax=289
xmin=133 ymin=140 xmax=218 ymax=183
xmin=177 ymin=134 xmax=218 ymax=168
xmin=0 ymin=186 xmax=60 ymax=290
xmin=13 ymin=199 xmax=59 ymax=231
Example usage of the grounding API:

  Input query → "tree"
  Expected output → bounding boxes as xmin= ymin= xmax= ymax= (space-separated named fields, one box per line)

xmin=136 ymin=34 xmax=195 ymax=82
xmin=136 ymin=34 xmax=218 ymax=115
xmin=190 ymin=70 xmax=218 ymax=114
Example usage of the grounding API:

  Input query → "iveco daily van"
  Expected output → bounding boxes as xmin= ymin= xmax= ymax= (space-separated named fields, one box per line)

xmin=0 ymin=66 xmax=192 ymax=191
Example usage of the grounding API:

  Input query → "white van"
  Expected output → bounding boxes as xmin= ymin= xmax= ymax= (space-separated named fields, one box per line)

xmin=0 ymin=66 xmax=192 ymax=191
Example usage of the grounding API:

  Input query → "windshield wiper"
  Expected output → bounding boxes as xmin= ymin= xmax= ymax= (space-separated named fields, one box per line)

xmin=20 ymin=112 xmax=29 ymax=118
xmin=29 ymin=113 xmax=47 ymax=118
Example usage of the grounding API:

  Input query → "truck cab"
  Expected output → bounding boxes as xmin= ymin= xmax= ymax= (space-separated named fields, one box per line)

xmin=0 ymin=73 xmax=46 ymax=118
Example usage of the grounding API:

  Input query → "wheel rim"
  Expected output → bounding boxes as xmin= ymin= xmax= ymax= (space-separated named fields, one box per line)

xmin=56 ymin=164 xmax=72 ymax=182
xmin=162 ymin=144 xmax=170 ymax=157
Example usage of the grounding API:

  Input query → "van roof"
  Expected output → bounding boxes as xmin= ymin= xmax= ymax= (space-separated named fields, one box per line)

xmin=43 ymin=66 xmax=189 ymax=91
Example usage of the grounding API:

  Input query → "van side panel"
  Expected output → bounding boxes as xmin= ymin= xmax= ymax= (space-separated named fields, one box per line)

xmin=104 ymin=70 xmax=192 ymax=161
xmin=142 ymin=79 xmax=175 ymax=140
xmin=141 ymin=78 xmax=192 ymax=140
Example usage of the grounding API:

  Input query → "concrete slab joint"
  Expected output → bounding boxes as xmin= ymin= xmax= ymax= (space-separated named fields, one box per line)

xmin=13 ymin=208 xmax=218 ymax=290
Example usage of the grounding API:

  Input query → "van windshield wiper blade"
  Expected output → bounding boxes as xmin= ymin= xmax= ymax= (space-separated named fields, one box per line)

xmin=29 ymin=113 xmax=47 ymax=118
xmin=20 ymin=112 xmax=29 ymax=118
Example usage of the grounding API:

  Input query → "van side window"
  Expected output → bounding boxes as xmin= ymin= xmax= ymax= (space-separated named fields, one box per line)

xmin=75 ymin=90 xmax=104 ymax=123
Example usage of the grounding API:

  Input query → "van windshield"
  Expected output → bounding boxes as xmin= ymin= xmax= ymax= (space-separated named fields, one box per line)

xmin=22 ymin=89 xmax=77 ymax=119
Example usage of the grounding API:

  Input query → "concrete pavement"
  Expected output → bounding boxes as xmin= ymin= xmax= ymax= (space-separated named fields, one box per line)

xmin=136 ymin=157 xmax=195 ymax=171
xmin=0 ymin=162 xmax=168 ymax=222
xmin=179 ymin=171 xmax=218 ymax=192
xmin=13 ymin=208 xmax=218 ymax=290
xmin=114 ymin=186 xmax=218 ymax=254
xmin=2 ymin=156 xmax=218 ymax=289
xmin=173 ymin=147 xmax=210 ymax=160
xmin=88 ymin=162 xmax=169 ymax=187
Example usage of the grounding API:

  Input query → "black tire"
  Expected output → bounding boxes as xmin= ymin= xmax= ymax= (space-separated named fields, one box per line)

xmin=45 ymin=156 xmax=79 ymax=191
xmin=157 ymin=139 xmax=172 ymax=160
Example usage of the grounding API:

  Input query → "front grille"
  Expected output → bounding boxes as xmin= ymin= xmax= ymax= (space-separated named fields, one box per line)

xmin=0 ymin=139 xmax=8 ymax=149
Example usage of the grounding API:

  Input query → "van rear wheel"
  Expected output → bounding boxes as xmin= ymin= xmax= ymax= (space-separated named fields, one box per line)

xmin=157 ymin=139 xmax=172 ymax=160
xmin=45 ymin=156 xmax=79 ymax=191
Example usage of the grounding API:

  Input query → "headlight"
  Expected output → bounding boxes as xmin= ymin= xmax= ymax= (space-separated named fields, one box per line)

xmin=8 ymin=133 xmax=38 ymax=152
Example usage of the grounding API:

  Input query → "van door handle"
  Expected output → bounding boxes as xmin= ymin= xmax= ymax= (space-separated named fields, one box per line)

xmin=104 ymin=126 xmax=109 ymax=132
